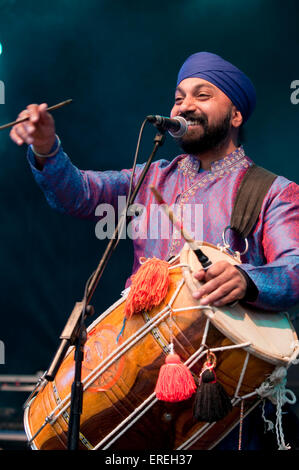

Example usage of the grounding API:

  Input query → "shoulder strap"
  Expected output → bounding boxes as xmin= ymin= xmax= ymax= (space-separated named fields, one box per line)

xmin=230 ymin=164 xmax=277 ymax=238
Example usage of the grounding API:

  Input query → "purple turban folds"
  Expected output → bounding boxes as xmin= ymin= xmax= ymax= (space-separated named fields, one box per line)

xmin=177 ymin=52 xmax=256 ymax=124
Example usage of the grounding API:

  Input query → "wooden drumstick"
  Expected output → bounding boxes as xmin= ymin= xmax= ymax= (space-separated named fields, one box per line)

xmin=0 ymin=99 xmax=73 ymax=131
xmin=150 ymin=185 xmax=212 ymax=269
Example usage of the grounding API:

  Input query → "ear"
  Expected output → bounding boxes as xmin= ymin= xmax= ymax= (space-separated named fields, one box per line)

xmin=231 ymin=107 xmax=243 ymax=129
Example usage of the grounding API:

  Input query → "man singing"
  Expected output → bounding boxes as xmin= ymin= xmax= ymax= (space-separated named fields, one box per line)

xmin=10 ymin=51 xmax=299 ymax=314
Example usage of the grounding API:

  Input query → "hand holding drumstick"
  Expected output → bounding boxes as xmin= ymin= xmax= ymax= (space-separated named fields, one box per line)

xmin=6 ymin=99 xmax=72 ymax=169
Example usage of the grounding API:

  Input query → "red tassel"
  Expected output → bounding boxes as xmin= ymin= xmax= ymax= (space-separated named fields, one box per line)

xmin=155 ymin=352 xmax=197 ymax=402
xmin=124 ymin=257 xmax=170 ymax=319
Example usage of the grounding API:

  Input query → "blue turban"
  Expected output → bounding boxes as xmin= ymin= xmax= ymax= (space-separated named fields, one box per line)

xmin=176 ymin=52 xmax=256 ymax=124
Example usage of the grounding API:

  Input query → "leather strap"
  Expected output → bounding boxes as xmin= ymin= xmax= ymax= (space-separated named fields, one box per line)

xmin=230 ymin=164 xmax=277 ymax=239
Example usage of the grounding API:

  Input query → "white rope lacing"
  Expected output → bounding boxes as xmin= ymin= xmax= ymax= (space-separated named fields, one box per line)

xmin=27 ymin=257 xmax=299 ymax=452
xmin=256 ymin=366 xmax=297 ymax=450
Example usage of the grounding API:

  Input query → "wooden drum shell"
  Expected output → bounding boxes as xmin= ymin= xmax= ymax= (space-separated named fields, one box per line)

xmin=24 ymin=243 xmax=298 ymax=450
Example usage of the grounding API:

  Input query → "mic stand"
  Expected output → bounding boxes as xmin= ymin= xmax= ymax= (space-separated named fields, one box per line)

xmin=44 ymin=130 xmax=166 ymax=450
xmin=67 ymin=306 xmax=87 ymax=450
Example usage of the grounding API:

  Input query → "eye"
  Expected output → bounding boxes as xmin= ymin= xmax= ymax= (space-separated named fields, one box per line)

xmin=174 ymin=96 xmax=183 ymax=104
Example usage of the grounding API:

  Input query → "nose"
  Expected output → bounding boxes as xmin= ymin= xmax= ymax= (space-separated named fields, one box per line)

xmin=178 ymin=95 xmax=197 ymax=115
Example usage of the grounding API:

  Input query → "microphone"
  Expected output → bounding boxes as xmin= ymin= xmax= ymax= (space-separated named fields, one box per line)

xmin=146 ymin=115 xmax=188 ymax=137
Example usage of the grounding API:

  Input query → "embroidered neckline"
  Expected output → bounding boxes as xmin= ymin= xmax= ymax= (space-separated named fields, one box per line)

xmin=177 ymin=146 xmax=246 ymax=180
xmin=177 ymin=154 xmax=200 ymax=178
xmin=168 ymin=146 xmax=250 ymax=259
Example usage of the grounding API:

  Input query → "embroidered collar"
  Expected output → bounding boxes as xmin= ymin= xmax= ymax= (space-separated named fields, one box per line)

xmin=178 ymin=146 xmax=247 ymax=179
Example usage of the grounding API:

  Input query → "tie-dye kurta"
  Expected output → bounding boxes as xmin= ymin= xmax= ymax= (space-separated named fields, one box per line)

xmin=27 ymin=145 xmax=299 ymax=312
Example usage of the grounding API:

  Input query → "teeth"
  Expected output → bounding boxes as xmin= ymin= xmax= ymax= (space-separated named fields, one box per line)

xmin=186 ymin=121 xmax=201 ymax=126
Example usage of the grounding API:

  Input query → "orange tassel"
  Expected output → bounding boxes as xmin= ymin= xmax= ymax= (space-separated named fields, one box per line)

xmin=124 ymin=257 xmax=170 ymax=319
xmin=155 ymin=351 xmax=197 ymax=402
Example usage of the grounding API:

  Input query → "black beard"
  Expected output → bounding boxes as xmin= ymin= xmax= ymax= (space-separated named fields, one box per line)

xmin=176 ymin=110 xmax=232 ymax=155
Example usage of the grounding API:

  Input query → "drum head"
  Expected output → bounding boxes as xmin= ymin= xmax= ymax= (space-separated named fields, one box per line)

xmin=180 ymin=242 xmax=299 ymax=365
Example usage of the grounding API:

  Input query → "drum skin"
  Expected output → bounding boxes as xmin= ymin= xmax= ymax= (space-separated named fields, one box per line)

xmin=24 ymin=243 xmax=297 ymax=450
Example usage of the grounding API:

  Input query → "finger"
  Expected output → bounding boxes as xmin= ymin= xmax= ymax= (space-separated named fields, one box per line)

xmin=199 ymin=279 xmax=239 ymax=305
xmin=192 ymin=270 xmax=230 ymax=299
xmin=39 ymin=103 xmax=48 ymax=113
xmin=17 ymin=109 xmax=30 ymax=120
xmin=38 ymin=103 xmax=50 ymax=123
xmin=10 ymin=127 xmax=24 ymax=145
xmin=26 ymin=104 xmax=41 ymax=123
xmin=193 ymin=270 xmax=205 ymax=281
xmin=204 ymin=261 xmax=231 ymax=281
xmin=14 ymin=123 xmax=34 ymax=145
xmin=10 ymin=108 xmax=34 ymax=145
xmin=192 ymin=270 xmax=205 ymax=299
xmin=212 ymin=288 xmax=242 ymax=307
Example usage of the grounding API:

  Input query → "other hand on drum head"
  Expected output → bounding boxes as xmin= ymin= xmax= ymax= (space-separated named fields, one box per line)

xmin=192 ymin=261 xmax=247 ymax=307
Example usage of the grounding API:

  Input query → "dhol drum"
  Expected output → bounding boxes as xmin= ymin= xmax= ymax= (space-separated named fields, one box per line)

xmin=24 ymin=242 xmax=299 ymax=450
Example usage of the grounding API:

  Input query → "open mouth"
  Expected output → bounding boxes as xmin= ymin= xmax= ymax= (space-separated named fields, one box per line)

xmin=185 ymin=120 xmax=204 ymax=127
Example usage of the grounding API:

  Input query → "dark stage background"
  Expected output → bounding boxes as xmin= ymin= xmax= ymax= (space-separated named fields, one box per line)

xmin=0 ymin=0 xmax=298 ymax=450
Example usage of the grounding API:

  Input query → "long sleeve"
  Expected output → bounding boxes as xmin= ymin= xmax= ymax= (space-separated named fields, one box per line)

xmin=27 ymin=144 xmax=299 ymax=312
xmin=27 ymin=145 xmax=136 ymax=219
xmin=239 ymin=181 xmax=299 ymax=311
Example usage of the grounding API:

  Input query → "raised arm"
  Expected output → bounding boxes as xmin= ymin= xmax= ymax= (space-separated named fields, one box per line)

xmin=10 ymin=103 xmax=135 ymax=219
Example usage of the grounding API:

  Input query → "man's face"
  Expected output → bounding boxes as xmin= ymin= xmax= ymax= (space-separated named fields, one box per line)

xmin=170 ymin=77 xmax=235 ymax=155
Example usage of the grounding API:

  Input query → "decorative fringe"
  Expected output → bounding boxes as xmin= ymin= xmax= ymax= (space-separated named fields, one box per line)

xmin=155 ymin=350 xmax=197 ymax=403
xmin=124 ymin=257 xmax=170 ymax=319
xmin=193 ymin=352 xmax=232 ymax=422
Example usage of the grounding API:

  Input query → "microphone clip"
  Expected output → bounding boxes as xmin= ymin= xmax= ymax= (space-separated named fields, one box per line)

xmin=146 ymin=115 xmax=188 ymax=137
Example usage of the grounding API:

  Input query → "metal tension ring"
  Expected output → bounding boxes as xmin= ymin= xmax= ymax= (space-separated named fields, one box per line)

xmin=222 ymin=225 xmax=248 ymax=257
